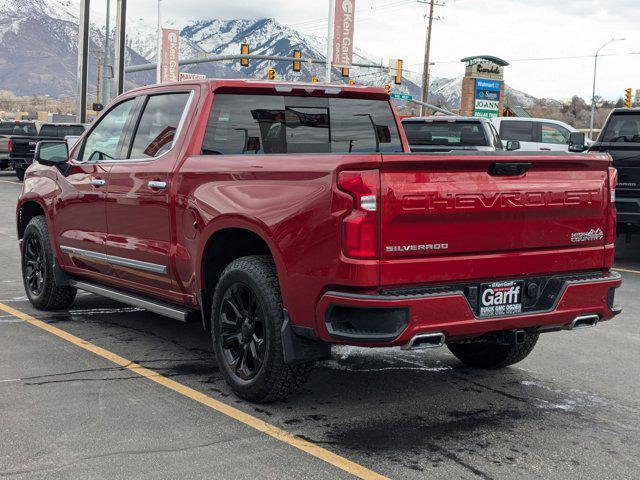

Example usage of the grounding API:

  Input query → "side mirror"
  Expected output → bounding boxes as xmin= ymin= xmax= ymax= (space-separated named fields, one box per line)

xmin=35 ymin=141 xmax=69 ymax=166
xmin=506 ymin=140 xmax=521 ymax=151
xmin=568 ymin=132 xmax=587 ymax=152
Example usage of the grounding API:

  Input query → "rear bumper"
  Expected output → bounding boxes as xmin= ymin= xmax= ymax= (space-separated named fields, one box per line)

xmin=315 ymin=271 xmax=622 ymax=347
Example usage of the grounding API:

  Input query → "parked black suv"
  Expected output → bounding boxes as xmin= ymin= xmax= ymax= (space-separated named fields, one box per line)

xmin=589 ymin=108 xmax=640 ymax=239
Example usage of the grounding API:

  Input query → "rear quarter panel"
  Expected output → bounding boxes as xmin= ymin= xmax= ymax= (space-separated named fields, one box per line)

xmin=174 ymin=153 xmax=382 ymax=330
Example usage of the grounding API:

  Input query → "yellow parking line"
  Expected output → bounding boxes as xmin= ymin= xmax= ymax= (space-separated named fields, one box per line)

xmin=0 ymin=302 xmax=389 ymax=480
xmin=0 ymin=179 xmax=21 ymax=185
xmin=614 ymin=267 xmax=640 ymax=275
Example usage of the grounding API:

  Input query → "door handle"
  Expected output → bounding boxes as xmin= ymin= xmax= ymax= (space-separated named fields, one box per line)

xmin=90 ymin=178 xmax=106 ymax=187
xmin=147 ymin=180 xmax=167 ymax=190
xmin=540 ymin=148 xmax=551 ymax=151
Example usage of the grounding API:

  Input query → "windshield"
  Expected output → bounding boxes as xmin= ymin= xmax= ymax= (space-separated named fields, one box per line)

xmin=403 ymin=121 xmax=488 ymax=147
xmin=601 ymin=114 xmax=640 ymax=143
xmin=0 ymin=122 xmax=37 ymax=136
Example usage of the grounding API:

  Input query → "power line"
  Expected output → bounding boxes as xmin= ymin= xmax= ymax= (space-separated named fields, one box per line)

xmin=404 ymin=51 xmax=640 ymax=67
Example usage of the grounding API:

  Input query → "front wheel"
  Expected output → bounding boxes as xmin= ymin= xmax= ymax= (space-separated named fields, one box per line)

xmin=21 ymin=216 xmax=77 ymax=310
xmin=15 ymin=168 xmax=25 ymax=181
xmin=211 ymin=255 xmax=314 ymax=403
xmin=447 ymin=333 xmax=539 ymax=369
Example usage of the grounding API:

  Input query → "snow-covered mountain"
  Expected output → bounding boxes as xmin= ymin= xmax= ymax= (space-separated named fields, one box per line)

xmin=0 ymin=0 xmax=540 ymax=109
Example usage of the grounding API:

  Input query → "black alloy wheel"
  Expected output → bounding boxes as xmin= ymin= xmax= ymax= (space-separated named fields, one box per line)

xmin=218 ymin=283 xmax=267 ymax=381
xmin=24 ymin=234 xmax=45 ymax=297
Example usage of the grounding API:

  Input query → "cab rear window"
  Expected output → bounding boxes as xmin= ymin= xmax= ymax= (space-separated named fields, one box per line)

xmin=0 ymin=122 xmax=37 ymax=136
xmin=403 ymin=121 xmax=488 ymax=146
xmin=202 ymin=94 xmax=403 ymax=155
xmin=601 ymin=114 xmax=640 ymax=143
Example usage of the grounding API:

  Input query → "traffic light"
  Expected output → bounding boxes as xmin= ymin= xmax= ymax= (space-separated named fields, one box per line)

xmin=240 ymin=44 xmax=249 ymax=67
xmin=625 ymin=88 xmax=633 ymax=108
xmin=293 ymin=50 xmax=301 ymax=72
xmin=341 ymin=67 xmax=349 ymax=78
xmin=394 ymin=59 xmax=403 ymax=85
xmin=268 ymin=68 xmax=276 ymax=80
xmin=311 ymin=76 xmax=319 ymax=83
xmin=384 ymin=84 xmax=391 ymax=94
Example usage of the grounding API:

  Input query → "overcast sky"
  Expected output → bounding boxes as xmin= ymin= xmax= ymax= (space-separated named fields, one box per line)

xmin=103 ymin=0 xmax=638 ymax=101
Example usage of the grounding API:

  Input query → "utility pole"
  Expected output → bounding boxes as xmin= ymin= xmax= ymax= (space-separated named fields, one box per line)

xmin=91 ymin=49 xmax=103 ymax=104
xmin=418 ymin=0 xmax=442 ymax=116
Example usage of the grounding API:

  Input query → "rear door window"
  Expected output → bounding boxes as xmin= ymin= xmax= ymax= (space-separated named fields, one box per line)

xmin=601 ymin=114 xmax=640 ymax=143
xmin=128 ymin=93 xmax=191 ymax=159
xmin=499 ymin=121 xmax=535 ymax=142
xmin=202 ymin=94 xmax=402 ymax=155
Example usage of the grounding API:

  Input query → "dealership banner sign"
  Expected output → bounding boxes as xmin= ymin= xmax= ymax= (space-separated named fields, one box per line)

xmin=474 ymin=78 xmax=502 ymax=118
xmin=332 ymin=0 xmax=356 ymax=68
xmin=161 ymin=28 xmax=180 ymax=83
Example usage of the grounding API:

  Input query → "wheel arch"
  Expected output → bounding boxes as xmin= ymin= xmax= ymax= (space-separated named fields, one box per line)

xmin=17 ymin=199 xmax=47 ymax=240
xmin=197 ymin=219 xmax=286 ymax=331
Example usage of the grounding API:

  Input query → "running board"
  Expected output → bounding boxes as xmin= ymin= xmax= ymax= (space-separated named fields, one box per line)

xmin=68 ymin=280 xmax=198 ymax=323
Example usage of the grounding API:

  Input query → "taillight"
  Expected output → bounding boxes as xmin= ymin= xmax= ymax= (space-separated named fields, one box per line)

xmin=7 ymin=139 xmax=12 ymax=153
xmin=606 ymin=166 xmax=617 ymax=243
xmin=338 ymin=170 xmax=380 ymax=259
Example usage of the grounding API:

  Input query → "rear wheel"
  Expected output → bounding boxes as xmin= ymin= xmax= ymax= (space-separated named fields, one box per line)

xmin=211 ymin=255 xmax=314 ymax=403
xmin=21 ymin=216 xmax=76 ymax=310
xmin=447 ymin=333 xmax=539 ymax=369
xmin=15 ymin=168 xmax=25 ymax=181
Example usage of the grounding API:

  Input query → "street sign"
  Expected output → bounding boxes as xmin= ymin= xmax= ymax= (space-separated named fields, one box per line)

xmin=390 ymin=93 xmax=413 ymax=100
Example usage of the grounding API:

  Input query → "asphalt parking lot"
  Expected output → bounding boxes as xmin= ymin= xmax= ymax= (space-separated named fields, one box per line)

xmin=1 ymin=170 xmax=639 ymax=480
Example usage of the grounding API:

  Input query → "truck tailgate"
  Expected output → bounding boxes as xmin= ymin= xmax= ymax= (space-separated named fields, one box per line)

xmin=379 ymin=152 xmax=611 ymax=286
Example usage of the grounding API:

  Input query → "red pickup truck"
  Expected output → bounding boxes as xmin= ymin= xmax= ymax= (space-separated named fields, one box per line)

xmin=17 ymin=80 xmax=622 ymax=402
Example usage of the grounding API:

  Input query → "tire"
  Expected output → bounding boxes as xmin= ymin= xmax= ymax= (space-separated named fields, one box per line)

xmin=15 ymin=168 xmax=25 ymax=181
xmin=447 ymin=333 xmax=539 ymax=369
xmin=0 ymin=160 xmax=8 ymax=171
xmin=21 ymin=216 xmax=77 ymax=311
xmin=211 ymin=255 xmax=314 ymax=403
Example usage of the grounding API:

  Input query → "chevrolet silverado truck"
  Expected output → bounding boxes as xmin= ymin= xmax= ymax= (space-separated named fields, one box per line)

xmin=0 ymin=121 xmax=38 ymax=171
xmin=16 ymin=80 xmax=622 ymax=402
xmin=589 ymin=108 xmax=640 ymax=240
xmin=9 ymin=123 xmax=85 ymax=180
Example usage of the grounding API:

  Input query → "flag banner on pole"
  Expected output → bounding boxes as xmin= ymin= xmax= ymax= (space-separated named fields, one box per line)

xmin=332 ymin=0 xmax=356 ymax=68
xmin=161 ymin=28 xmax=180 ymax=83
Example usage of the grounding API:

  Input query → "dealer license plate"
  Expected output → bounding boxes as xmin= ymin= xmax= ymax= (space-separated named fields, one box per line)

xmin=479 ymin=280 xmax=524 ymax=318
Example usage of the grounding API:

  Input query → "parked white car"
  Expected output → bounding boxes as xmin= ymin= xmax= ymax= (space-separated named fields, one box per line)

xmin=491 ymin=117 xmax=591 ymax=152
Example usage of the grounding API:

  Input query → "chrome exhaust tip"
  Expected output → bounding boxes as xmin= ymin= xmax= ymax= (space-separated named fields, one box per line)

xmin=568 ymin=314 xmax=599 ymax=330
xmin=401 ymin=332 xmax=446 ymax=351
